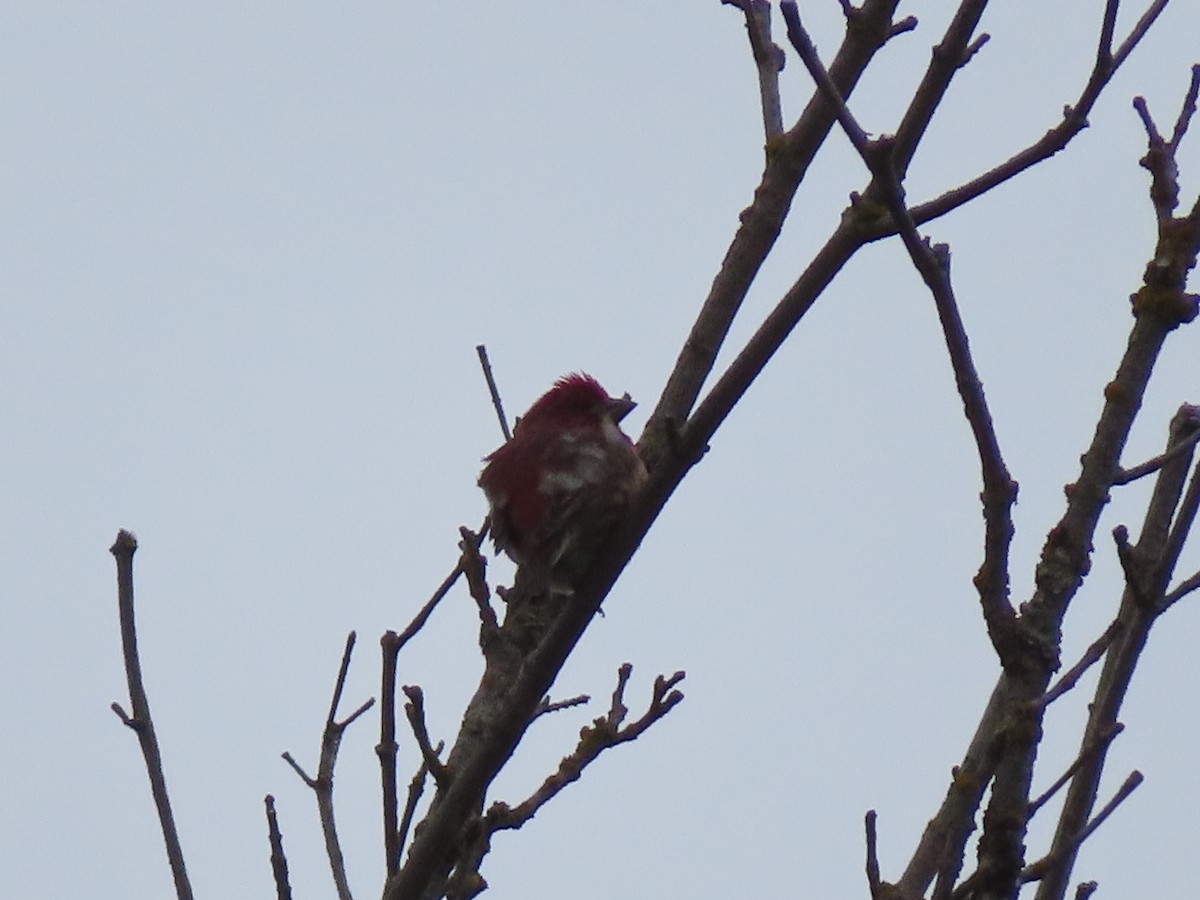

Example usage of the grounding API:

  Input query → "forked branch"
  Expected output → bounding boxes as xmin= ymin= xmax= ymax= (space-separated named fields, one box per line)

xmin=282 ymin=632 xmax=375 ymax=900
xmin=486 ymin=665 xmax=686 ymax=834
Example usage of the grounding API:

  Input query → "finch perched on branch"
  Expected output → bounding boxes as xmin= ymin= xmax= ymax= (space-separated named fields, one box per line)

xmin=478 ymin=373 xmax=648 ymax=593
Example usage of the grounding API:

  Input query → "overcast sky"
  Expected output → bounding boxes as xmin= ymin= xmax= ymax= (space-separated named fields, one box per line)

xmin=4 ymin=2 xmax=1199 ymax=898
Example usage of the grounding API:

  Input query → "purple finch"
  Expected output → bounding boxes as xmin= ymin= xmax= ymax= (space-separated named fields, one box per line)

xmin=479 ymin=373 xmax=648 ymax=592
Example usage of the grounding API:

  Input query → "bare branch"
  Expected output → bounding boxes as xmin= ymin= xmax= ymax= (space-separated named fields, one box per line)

xmin=392 ymin=524 xmax=486 ymax=653
xmin=1163 ymin=567 xmax=1200 ymax=608
xmin=780 ymin=2 xmax=871 ymax=154
xmin=782 ymin=0 xmax=1020 ymax=665
xmin=397 ymin=740 xmax=444 ymax=864
xmin=281 ymin=752 xmax=316 ymax=788
xmin=722 ymin=0 xmax=786 ymax=141
xmin=282 ymin=632 xmax=374 ymax=900
xmin=1027 ymin=724 xmax=1124 ymax=818
xmin=1167 ymin=64 xmax=1200 ymax=151
xmin=1034 ymin=406 xmax=1200 ymax=900
xmin=403 ymin=685 xmax=450 ymax=787
xmin=264 ymin=795 xmax=293 ymax=900
xmin=1077 ymin=770 xmax=1144 ymax=844
xmin=865 ymin=810 xmax=883 ymax=900
xmin=889 ymin=15 xmax=919 ymax=38
xmin=1039 ymin=620 xmax=1123 ymax=708
xmin=109 ymin=530 xmax=194 ymax=900
xmin=1095 ymin=0 xmax=1119 ymax=67
xmin=1113 ymin=422 xmax=1200 ymax=484
xmin=639 ymin=0 xmax=904 ymax=470
xmin=903 ymin=1 xmax=1173 ymax=233
xmin=1110 ymin=1 xmax=1171 ymax=71
xmin=459 ymin=526 xmax=499 ymax=639
xmin=888 ymin=0 xmax=989 ymax=176
xmin=379 ymin=526 xmax=490 ymax=878
xmin=378 ymin=631 xmax=402 ymax=880
xmin=1160 ymin=446 xmax=1200 ymax=593
xmin=476 ymin=343 xmax=511 ymax=441
xmin=530 ymin=692 xmax=591 ymax=724
xmin=486 ymin=665 xmax=685 ymax=834
xmin=1025 ymin=772 xmax=1144 ymax=884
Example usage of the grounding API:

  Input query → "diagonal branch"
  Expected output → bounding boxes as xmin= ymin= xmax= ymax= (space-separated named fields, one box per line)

xmin=486 ymin=665 xmax=685 ymax=834
xmin=1024 ymin=771 xmax=1144 ymax=885
xmin=476 ymin=344 xmax=511 ymax=441
xmin=403 ymin=685 xmax=450 ymax=787
xmin=1034 ymin=405 xmax=1200 ymax=900
xmin=1038 ymin=620 xmax=1123 ymax=708
xmin=898 ymin=1 xmax=1173 ymax=234
xmin=781 ymin=0 xmax=1020 ymax=665
xmin=1027 ymin=724 xmax=1124 ymax=819
xmin=1113 ymin=415 xmax=1200 ymax=484
xmin=109 ymin=530 xmax=194 ymax=900
xmin=639 ymin=0 xmax=905 ymax=470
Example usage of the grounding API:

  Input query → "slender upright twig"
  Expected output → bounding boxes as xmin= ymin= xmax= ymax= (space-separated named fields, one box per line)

xmin=378 ymin=525 xmax=488 ymax=878
xmin=109 ymin=530 xmax=194 ymax=900
xmin=722 ymin=0 xmax=786 ymax=141
xmin=264 ymin=794 xmax=293 ymax=900
xmin=476 ymin=344 xmax=511 ymax=441
xmin=282 ymin=632 xmax=375 ymax=900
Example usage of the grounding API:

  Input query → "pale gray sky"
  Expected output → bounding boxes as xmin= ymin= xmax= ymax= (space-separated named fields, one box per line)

xmin=3 ymin=2 xmax=1199 ymax=898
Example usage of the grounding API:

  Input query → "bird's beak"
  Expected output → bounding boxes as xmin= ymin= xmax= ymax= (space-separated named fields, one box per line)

xmin=607 ymin=393 xmax=636 ymax=423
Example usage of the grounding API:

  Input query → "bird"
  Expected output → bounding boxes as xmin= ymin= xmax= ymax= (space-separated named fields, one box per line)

xmin=478 ymin=373 xmax=648 ymax=593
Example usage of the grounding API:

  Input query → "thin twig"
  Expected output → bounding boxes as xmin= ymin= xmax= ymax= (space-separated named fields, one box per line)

xmin=899 ymin=1 xmax=1172 ymax=234
xmin=1027 ymin=724 xmax=1124 ymax=818
xmin=1111 ymin=1 xmax=1171 ymax=71
xmin=1160 ymin=450 xmax=1200 ymax=591
xmin=531 ymin=693 xmax=591 ymax=724
xmin=485 ymin=665 xmax=685 ymax=833
xmin=282 ymin=632 xmax=375 ymax=900
xmin=403 ymin=685 xmax=450 ymax=786
xmin=782 ymin=0 xmax=1020 ymax=663
xmin=1096 ymin=0 xmax=1119 ymax=67
xmin=264 ymin=795 xmax=293 ymax=900
xmin=722 ymin=0 xmax=786 ymax=141
xmin=1024 ymin=772 xmax=1144 ymax=883
xmin=1167 ymin=64 xmax=1200 ymax=151
xmin=637 ymin=0 xmax=903 ymax=473
xmin=1078 ymin=770 xmax=1144 ymax=844
xmin=1113 ymin=425 xmax=1200 ymax=484
xmin=109 ymin=530 xmax=194 ymax=900
xmin=864 ymin=810 xmax=882 ymax=900
xmin=476 ymin=344 xmax=511 ymax=441
xmin=459 ymin=526 xmax=498 ymax=638
xmin=899 ymin=12 xmax=1175 ymax=900
xmin=378 ymin=631 xmax=402 ymax=880
xmin=1039 ymin=620 xmax=1123 ymax=708
xmin=397 ymin=740 xmax=444 ymax=863
xmin=780 ymin=2 xmax=871 ymax=154
xmin=1033 ymin=410 xmax=1200 ymax=900
xmin=379 ymin=526 xmax=487 ymax=883
xmin=1163 ymin=568 xmax=1200 ymax=608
